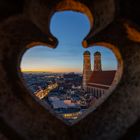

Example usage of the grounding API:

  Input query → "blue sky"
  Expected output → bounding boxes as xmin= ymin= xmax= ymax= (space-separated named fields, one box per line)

xmin=21 ymin=11 xmax=117 ymax=73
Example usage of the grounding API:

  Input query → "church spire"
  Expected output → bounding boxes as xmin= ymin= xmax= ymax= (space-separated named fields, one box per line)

xmin=83 ymin=51 xmax=92 ymax=88
xmin=94 ymin=51 xmax=102 ymax=71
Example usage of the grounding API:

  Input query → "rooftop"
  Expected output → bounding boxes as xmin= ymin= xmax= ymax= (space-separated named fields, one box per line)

xmin=88 ymin=70 xmax=116 ymax=87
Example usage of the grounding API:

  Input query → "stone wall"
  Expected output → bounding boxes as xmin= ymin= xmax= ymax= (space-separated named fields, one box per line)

xmin=0 ymin=0 xmax=140 ymax=140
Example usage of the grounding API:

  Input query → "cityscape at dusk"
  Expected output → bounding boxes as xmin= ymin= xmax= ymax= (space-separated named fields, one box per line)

xmin=21 ymin=11 xmax=118 ymax=123
xmin=0 ymin=0 xmax=139 ymax=138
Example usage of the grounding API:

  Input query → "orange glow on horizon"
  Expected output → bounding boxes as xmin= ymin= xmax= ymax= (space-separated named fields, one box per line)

xmin=21 ymin=68 xmax=82 ymax=73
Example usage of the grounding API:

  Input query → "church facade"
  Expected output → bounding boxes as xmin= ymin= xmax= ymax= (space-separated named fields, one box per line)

xmin=83 ymin=51 xmax=116 ymax=99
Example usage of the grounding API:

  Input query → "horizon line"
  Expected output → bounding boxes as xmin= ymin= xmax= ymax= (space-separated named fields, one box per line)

xmin=21 ymin=69 xmax=117 ymax=73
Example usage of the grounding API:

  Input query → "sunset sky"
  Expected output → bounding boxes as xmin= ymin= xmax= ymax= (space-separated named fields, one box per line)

xmin=21 ymin=11 xmax=117 ymax=73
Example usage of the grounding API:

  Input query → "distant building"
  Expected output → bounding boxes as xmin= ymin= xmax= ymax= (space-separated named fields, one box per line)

xmin=63 ymin=73 xmax=80 ymax=81
xmin=83 ymin=51 xmax=116 ymax=98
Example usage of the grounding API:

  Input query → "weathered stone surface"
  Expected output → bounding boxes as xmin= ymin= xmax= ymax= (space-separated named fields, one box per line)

xmin=0 ymin=133 xmax=8 ymax=140
xmin=0 ymin=0 xmax=140 ymax=140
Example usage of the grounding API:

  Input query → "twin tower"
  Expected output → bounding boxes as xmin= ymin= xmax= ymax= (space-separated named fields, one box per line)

xmin=83 ymin=51 xmax=102 ymax=88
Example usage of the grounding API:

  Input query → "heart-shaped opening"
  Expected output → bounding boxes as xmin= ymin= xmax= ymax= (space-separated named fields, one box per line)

xmin=19 ymin=11 xmax=122 ymax=125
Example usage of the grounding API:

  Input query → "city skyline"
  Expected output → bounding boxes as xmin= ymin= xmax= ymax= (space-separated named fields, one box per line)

xmin=21 ymin=11 xmax=117 ymax=73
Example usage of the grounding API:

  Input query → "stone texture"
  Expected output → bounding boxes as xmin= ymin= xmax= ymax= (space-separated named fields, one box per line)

xmin=0 ymin=133 xmax=8 ymax=140
xmin=0 ymin=0 xmax=140 ymax=140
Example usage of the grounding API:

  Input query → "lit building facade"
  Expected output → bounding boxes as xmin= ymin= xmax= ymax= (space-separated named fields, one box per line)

xmin=83 ymin=51 xmax=116 ymax=98
xmin=82 ymin=51 xmax=92 ymax=88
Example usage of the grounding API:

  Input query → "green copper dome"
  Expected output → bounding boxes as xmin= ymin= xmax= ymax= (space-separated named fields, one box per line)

xmin=83 ymin=51 xmax=90 ymax=55
xmin=94 ymin=51 xmax=101 ymax=56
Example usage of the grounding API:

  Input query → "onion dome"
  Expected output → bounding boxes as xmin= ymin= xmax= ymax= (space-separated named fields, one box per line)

xmin=94 ymin=51 xmax=101 ymax=56
xmin=83 ymin=51 xmax=90 ymax=55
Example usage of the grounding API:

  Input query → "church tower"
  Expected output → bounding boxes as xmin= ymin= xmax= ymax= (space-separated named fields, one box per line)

xmin=94 ymin=51 xmax=102 ymax=71
xmin=83 ymin=51 xmax=92 ymax=89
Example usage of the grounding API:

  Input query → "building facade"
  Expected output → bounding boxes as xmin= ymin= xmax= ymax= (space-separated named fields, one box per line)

xmin=82 ymin=51 xmax=92 ymax=88
xmin=83 ymin=51 xmax=116 ymax=98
